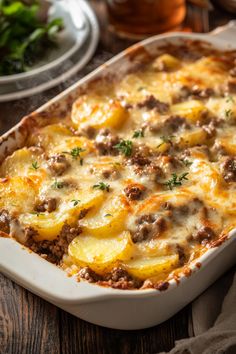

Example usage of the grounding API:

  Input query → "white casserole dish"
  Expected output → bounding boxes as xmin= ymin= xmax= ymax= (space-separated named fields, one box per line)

xmin=0 ymin=21 xmax=236 ymax=330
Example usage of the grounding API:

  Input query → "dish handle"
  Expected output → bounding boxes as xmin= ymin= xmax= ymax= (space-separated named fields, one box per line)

xmin=210 ymin=20 xmax=236 ymax=41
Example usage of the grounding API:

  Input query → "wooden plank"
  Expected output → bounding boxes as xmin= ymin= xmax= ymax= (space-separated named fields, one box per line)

xmin=0 ymin=274 xmax=60 ymax=354
xmin=59 ymin=305 xmax=190 ymax=354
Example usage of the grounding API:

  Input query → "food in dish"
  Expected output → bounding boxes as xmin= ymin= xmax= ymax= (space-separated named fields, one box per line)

xmin=0 ymin=41 xmax=236 ymax=290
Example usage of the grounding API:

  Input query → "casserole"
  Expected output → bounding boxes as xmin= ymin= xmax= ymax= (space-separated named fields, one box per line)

xmin=0 ymin=21 xmax=236 ymax=330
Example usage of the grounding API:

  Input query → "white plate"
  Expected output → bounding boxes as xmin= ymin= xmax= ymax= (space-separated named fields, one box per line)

xmin=0 ymin=0 xmax=99 ymax=101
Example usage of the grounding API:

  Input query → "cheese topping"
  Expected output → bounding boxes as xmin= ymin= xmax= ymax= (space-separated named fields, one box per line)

xmin=0 ymin=43 xmax=236 ymax=289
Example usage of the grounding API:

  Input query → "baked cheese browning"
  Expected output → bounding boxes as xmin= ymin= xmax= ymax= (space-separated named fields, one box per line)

xmin=1 ymin=42 xmax=236 ymax=290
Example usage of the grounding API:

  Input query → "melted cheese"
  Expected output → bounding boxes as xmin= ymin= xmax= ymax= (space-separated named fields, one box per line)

xmin=1 ymin=46 xmax=236 ymax=288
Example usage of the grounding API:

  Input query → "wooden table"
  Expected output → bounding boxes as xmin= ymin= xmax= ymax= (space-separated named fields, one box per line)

xmin=0 ymin=2 xmax=234 ymax=353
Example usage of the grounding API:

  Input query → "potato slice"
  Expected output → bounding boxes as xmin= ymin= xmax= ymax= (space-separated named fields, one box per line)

xmin=0 ymin=147 xmax=46 ymax=178
xmin=68 ymin=231 xmax=133 ymax=274
xmin=125 ymin=254 xmax=179 ymax=280
xmin=152 ymin=54 xmax=181 ymax=71
xmin=72 ymin=95 xmax=127 ymax=130
xmin=0 ymin=176 xmax=38 ymax=215
xmin=171 ymin=100 xmax=207 ymax=123
xmin=80 ymin=196 xmax=128 ymax=237
xmin=20 ymin=189 xmax=104 ymax=241
xmin=178 ymin=128 xmax=208 ymax=148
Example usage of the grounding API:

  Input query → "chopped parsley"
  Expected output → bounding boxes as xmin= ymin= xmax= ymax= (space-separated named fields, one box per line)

xmin=71 ymin=199 xmax=81 ymax=206
xmin=52 ymin=180 xmax=64 ymax=189
xmin=30 ymin=211 xmax=43 ymax=217
xmin=31 ymin=161 xmax=40 ymax=170
xmin=114 ymin=140 xmax=133 ymax=157
xmin=137 ymin=86 xmax=146 ymax=92
xmin=164 ymin=172 xmax=189 ymax=190
xmin=226 ymin=96 xmax=235 ymax=103
xmin=93 ymin=182 xmax=110 ymax=192
xmin=181 ymin=159 xmax=193 ymax=167
xmin=225 ymin=109 xmax=233 ymax=118
xmin=133 ymin=129 xmax=144 ymax=138
xmin=157 ymin=135 xmax=175 ymax=148
xmin=63 ymin=147 xmax=85 ymax=164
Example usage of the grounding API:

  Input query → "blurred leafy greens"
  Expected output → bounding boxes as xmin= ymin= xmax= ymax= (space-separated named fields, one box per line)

xmin=0 ymin=0 xmax=63 ymax=75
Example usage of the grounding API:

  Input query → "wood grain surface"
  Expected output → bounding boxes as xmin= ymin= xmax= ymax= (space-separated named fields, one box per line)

xmin=0 ymin=1 xmax=233 ymax=354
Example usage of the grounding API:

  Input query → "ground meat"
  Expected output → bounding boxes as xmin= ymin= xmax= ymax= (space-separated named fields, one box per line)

xmin=80 ymin=125 xmax=96 ymax=139
xmin=101 ymin=168 xmax=120 ymax=180
xmin=229 ymin=67 xmax=236 ymax=77
xmin=202 ymin=121 xmax=216 ymax=138
xmin=35 ymin=198 xmax=57 ymax=213
xmin=0 ymin=210 xmax=10 ymax=234
xmin=148 ymin=115 xmax=189 ymax=134
xmin=226 ymin=79 xmax=236 ymax=93
xmin=124 ymin=185 xmax=145 ymax=200
xmin=192 ymin=226 xmax=216 ymax=244
xmin=137 ymin=95 xmax=169 ymax=114
xmin=221 ymin=157 xmax=236 ymax=182
xmin=25 ymin=223 xmax=81 ymax=264
xmin=94 ymin=129 xmax=120 ymax=155
xmin=47 ymin=154 xmax=70 ymax=176
xmin=102 ymin=267 xmax=142 ymax=289
xmin=132 ymin=214 xmax=166 ymax=243
xmin=172 ymin=85 xmax=215 ymax=103
xmin=128 ymin=152 xmax=151 ymax=167
xmin=78 ymin=267 xmax=101 ymax=283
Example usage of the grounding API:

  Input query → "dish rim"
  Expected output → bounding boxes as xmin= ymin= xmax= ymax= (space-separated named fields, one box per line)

xmin=0 ymin=22 xmax=236 ymax=304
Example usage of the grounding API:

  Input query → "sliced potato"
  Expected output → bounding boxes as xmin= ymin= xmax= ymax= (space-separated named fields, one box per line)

xmin=152 ymin=54 xmax=181 ymax=71
xmin=20 ymin=188 xmax=104 ymax=241
xmin=72 ymin=95 xmax=127 ymax=130
xmin=178 ymin=128 xmax=208 ymax=148
xmin=0 ymin=176 xmax=38 ymax=215
xmin=29 ymin=123 xmax=71 ymax=149
xmin=80 ymin=196 xmax=128 ymax=237
xmin=171 ymin=100 xmax=207 ymax=123
xmin=68 ymin=231 xmax=133 ymax=274
xmin=124 ymin=254 xmax=179 ymax=280
xmin=0 ymin=147 xmax=46 ymax=178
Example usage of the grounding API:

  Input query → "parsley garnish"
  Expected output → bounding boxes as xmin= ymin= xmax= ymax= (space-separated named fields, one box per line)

xmin=63 ymin=147 xmax=85 ymax=164
xmin=133 ymin=129 xmax=144 ymax=138
xmin=30 ymin=211 xmax=43 ymax=217
xmin=181 ymin=159 xmax=193 ymax=167
xmin=71 ymin=199 xmax=81 ymax=206
xmin=225 ymin=109 xmax=233 ymax=118
xmin=164 ymin=172 xmax=189 ymax=190
xmin=52 ymin=180 xmax=64 ymax=189
xmin=114 ymin=140 xmax=133 ymax=157
xmin=104 ymin=213 xmax=112 ymax=217
xmin=93 ymin=182 xmax=110 ymax=192
xmin=31 ymin=161 xmax=40 ymax=170
xmin=226 ymin=96 xmax=235 ymax=103
xmin=137 ymin=87 xmax=146 ymax=92
xmin=157 ymin=135 xmax=175 ymax=148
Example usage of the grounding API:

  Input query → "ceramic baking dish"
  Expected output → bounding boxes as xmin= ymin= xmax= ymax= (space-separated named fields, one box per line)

xmin=1 ymin=21 xmax=236 ymax=330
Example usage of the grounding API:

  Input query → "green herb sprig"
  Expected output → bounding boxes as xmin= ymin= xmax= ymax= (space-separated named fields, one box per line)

xmin=164 ymin=172 xmax=189 ymax=190
xmin=114 ymin=140 xmax=133 ymax=157
xmin=93 ymin=182 xmax=110 ymax=192
xmin=63 ymin=147 xmax=86 ymax=165
xmin=157 ymin=135 xmax=175 ymax=148
xmin=71 ymin=199 xmax=81 ymax=206
xmin=133 ymin=129 xmax=144 ymax=138
xmin=52 ymin=180 xmax=64 ymax=189
xmin=31 ymin=161 xmax=40 ymax=170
